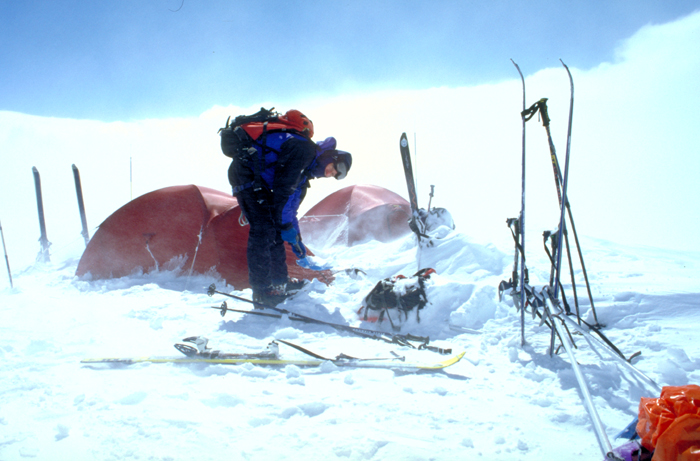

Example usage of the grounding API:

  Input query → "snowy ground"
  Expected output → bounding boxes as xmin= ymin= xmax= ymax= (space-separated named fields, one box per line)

xmin=1 ymin=225 xmax=699 ymax=461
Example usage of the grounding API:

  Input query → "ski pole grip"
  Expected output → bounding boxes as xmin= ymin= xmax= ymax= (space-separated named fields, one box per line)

xmin=536 ymin=98 xmax=551 ymax=127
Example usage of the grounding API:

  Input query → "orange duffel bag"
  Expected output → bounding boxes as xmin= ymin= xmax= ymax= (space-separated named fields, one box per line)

xmin=637 ymin=384 xmax=700 ymax=461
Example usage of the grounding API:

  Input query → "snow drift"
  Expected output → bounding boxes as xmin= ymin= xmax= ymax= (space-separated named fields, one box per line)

xmin=2 ymin=222 xmax=700 ymax=460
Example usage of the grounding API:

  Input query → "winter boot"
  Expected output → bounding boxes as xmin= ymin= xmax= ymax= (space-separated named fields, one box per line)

xmin=252 ymin=284 xmax=290 ymax=307
xmin=285 ymin=277 xmax=308 ymax=293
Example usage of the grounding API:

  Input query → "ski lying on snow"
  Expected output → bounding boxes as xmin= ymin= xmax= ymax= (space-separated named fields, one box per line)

xmin=81 ymin=339 xmax=466 ymax=371
xmin=173 ymin=336 xmax=279 ymax=359
xmin=80 ymin=351 xmax=465 ymax=370
xmin=81 ymin=356 xmax=325 ymax=366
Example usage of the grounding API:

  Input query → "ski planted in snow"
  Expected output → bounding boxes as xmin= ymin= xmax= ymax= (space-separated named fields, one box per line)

xmin=81 ymin=337 xmax=466 ymax=371
xmin=400 ymin=133 xmax=427 ymax=238
xmin=400 ymin=133 xmax=419 ymax=215
xmin=72 ymin=164 xmax=90 ymax=247
xmin=552 ymin=60 xmax=574 ymax=301
xmin=32 ymin=167 xmax=51 ymax=262
xmin=513 ymin=59 xmax=527 ymax=346
xmin=0 ymin=220 xmax=12 ymax=288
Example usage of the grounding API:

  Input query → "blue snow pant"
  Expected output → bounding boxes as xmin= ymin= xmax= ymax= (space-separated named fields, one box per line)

xmin=236 ymin=188 xmax=288 ymax=293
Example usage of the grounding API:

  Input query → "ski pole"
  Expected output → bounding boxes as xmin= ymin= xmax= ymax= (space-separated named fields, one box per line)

xmin=427 ymin=185 xmax=435 ymax=212
xmin=208 ymin=283 xmax=384 ymax=331
xmin=543 ymin=288 xmax=613 ymax=458
xmin=0 ymin=220 xmax=13 ymax=288
xmin=207 ymin=284 xmax=449 ymax=354
xmin=207 ymin=283 xmax=387 ymax=337
xmin=560 ymin=314 xmax=661 ymax=394
xmin=212 ymin=301 xmax=283 ymax=319
xmin=534 ymin=98 xmax=600 ymax=326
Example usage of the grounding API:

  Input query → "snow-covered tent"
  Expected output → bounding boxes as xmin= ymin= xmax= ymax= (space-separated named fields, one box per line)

xmin=299 ymin=184 xmax=412 ymax=247
xmin=75 ymin=185 xmax=328 ymax=288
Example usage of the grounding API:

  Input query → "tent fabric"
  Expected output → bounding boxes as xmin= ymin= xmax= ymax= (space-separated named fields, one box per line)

xmin=76 ymin=185 xmax=329 ymax=289
xmin=299 ymin=184 xmax=412 ymax=247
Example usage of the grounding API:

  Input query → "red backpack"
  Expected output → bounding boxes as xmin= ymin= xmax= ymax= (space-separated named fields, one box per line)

xmin=220 ymin=107 xmax=314 ymax=158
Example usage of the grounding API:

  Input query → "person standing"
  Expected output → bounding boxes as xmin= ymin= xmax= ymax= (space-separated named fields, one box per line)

xmin=225 ymin=109 xmax=352 ymax=305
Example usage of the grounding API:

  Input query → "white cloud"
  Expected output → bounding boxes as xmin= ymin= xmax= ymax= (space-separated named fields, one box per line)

xmin=1 ymin=11 xmax=699 ymax=272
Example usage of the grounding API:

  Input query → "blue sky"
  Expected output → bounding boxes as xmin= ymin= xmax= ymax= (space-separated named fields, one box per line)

xmin=2 ymin=0 xmax=698 ymax=121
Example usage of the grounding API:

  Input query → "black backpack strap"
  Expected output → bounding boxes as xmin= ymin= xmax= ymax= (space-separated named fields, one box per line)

xmin=253 ymin=122 xmax=268 ymax=195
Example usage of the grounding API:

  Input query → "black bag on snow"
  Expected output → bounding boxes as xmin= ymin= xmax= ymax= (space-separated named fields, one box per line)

xmin=358 ymin=268 xmax=435 ymax=324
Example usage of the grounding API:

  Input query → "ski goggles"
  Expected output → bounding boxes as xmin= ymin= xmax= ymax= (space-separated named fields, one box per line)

xmin=334 ymin=161 xmax=348 ymax=180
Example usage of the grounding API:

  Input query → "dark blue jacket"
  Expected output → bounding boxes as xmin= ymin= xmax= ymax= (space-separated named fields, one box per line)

xmin=229 ymin=133 xmax=337 ymax=232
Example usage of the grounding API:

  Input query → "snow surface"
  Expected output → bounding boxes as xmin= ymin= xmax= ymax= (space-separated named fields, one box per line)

xmin=1 ymin=220 xmax=699 ymax=461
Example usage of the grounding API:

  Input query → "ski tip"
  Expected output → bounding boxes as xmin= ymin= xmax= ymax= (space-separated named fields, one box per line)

xmin=443 ymin=351 xmax=466 ymax=367
xmin=422 ymin=351 xmax=466 ymax=369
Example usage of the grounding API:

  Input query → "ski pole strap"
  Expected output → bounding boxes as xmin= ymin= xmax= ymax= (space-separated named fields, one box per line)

xmin=506 ymin=218 xmax=526 ymax=261
xmin=521 ymin=98 xmax=541 ymax=121
xmin=409 ymin=215 xmax=430 ymax=239
xmin=541 ymin=232 xmax=573 ymax=315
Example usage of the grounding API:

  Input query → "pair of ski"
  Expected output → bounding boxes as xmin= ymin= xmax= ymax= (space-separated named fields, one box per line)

xmin=81 ymin=336 xmax=465 ymax=371
xmin=31 ymin=165 xmax=90 ymax=264
xmin=504 ymin=59 xmax=579 ymax=347
xmin=504 ymin=68 xmax=658 ymax=460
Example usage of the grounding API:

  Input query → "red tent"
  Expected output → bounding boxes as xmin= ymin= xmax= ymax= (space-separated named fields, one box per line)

xmin=299 ymin=184 xmax=412 ymax=247
xmin=76 ymin=185 xmax=329 ymax=288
